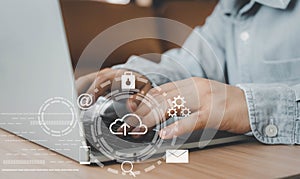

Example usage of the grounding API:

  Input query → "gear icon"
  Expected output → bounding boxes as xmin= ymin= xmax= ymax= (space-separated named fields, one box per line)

xmin=180 ymin=107 xmax=191 ymax=117
xmin=172 ymin=95 xmax=186 ymax=109
xmin=167 ymin=107 xmax=177 ymax=117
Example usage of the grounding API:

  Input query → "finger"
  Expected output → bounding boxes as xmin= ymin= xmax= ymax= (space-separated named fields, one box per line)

xmin=134 ymin=87 xmax=180 ymax=128
xmin=141 ymin=83 xmax=187 ymax=116
xmin=127 ymin=81 xmax=152 ymax=112
xmin=86 ymin=69 xmax=117 ymax=100
xmin=75 ymin=72 xmax=98 ymax=94
xmin=140 ymin=88 xmax=190 ymax=122
xmin=135 ymin=75 xmax=151 ymax=89
xmin=134 ymin=85 xmax=175 ymax=116
xmin=85 ymin=68 xmax=112 ymax=94
xmin=122 ymin=92 xmax=167 ymax=133
xmin=87 ymin=69 xmax=147 ymax=102
xmin=130 ymin=126 xmax=154 ymax=139
xmin=159 ymin=112 xmax=206 ymax=139
xmin=131 ymin=87 xmax=162 ymax=117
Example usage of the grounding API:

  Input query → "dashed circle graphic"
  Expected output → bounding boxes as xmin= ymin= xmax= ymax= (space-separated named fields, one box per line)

xmin=86 ymin=89 xmax=168 ymax=163
xmin=38 ymin=97 xmax=77 ymax=137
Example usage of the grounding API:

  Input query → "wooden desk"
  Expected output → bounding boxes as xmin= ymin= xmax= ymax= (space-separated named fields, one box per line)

xmin=1 ymin=128 xmax=299 ymax=179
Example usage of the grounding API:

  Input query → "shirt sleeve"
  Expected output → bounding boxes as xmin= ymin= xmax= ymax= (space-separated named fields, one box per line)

xmin=237 ymin=83 xmax=300 ymax=144
xmin=112 ymin=3 xmax=227 ymax=86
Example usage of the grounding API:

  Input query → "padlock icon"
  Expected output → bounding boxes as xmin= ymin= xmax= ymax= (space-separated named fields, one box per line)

xmin=121 ymin=71 xmax=136 ymax=90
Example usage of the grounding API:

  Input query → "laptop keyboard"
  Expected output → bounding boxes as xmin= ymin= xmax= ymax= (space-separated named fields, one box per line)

xmin=80 ymin=97 xmax=242 ymax=157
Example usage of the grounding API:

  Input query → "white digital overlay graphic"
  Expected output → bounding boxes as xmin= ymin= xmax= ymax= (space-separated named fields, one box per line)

xmin=167 ymin=95 xmax=191 ymax=118
xmin=73 ymin=17 xmax=225 ymax=175
xmin=109 ymin=113 xmax=147 ymax=136
xmin=121 ymin=161 xmax=136 ymax=177
xmin=77 ymin=93 xmax=94 ymax=110
xmin=166 ymin=150 xmax=189 ymax=164
xmin=79 ymin=146 xmax=91 ymax=165
xmin=38 ymin=97 xmax=77 ymax=137
xmin=121 ymin=71 xmax=136 ymax=90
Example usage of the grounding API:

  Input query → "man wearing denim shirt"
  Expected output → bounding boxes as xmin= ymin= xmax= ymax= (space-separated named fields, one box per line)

xmin=77 ymin=0 xmax=300 ymax=144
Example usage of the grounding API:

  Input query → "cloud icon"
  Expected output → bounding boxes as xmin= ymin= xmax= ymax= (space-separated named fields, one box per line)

xmin=109 ymin=113 xmax=148 ymax=136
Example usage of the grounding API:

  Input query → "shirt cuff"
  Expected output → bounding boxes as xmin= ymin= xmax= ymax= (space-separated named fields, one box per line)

xmin=237 ymin=83 xmax=299 ymax=144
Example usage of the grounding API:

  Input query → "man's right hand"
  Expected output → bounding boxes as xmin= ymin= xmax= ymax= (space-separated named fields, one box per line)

xmin=75 ymin=68 xmax=152 ymax=111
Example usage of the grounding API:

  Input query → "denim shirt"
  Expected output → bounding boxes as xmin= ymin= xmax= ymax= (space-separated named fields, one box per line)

xmin=113 ymin=0 xmax=300 ymax=144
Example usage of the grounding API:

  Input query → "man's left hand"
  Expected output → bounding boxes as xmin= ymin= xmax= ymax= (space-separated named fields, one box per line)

xmin=129 ymin=77 xmax=251 ymax=139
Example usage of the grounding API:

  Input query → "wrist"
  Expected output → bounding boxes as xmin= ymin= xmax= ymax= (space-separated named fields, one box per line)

xmin=225 ymin=86 xmax=250 ymax=133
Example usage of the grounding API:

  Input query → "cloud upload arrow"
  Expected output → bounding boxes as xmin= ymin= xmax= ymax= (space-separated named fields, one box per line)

xmin=120 ymin=122 xmax=130 ymax=136
xmin=109 ymin=114 xmax=148 ymax=136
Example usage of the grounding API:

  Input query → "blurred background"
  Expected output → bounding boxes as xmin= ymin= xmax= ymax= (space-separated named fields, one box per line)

xmin=60 ymin=0 xmax=218 ymax=77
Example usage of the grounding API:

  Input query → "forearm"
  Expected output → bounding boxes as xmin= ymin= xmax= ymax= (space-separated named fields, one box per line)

xmin=113 ymin=3 xmax=227 ymax=86
xmin=112 ymin=50 xmax=199 ymax=86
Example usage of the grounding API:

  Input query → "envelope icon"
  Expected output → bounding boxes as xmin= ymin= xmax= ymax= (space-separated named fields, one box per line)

xmin=166 ymin=150 xmax=189 ymax=163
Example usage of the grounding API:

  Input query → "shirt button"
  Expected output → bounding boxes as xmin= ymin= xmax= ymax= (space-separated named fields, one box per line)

xmin=240 ymin=31 xmax=250 ymax=41
xmin=265 ymin=124 xmax=278 ymax=137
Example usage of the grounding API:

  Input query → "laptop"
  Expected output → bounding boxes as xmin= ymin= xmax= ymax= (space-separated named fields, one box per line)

xmin=0 ymin=0 xmax=250 ymax=164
